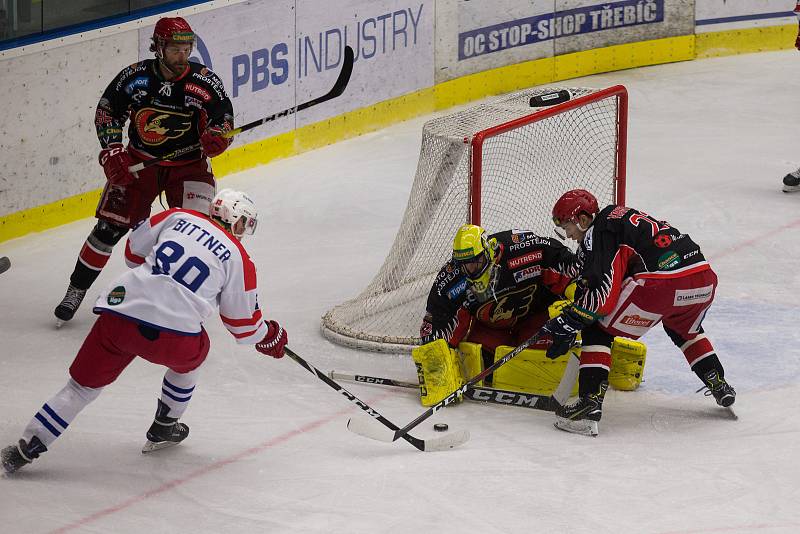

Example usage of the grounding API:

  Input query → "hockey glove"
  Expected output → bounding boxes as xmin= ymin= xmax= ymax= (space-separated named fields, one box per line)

xmin=200 ymin=127 xmax=231 ymax=158
xmin=540 ymin=307 xmax=587 ymax=359
xmin=255 ymin=320 xmax=288 ymax=359
xmin=98 ymin=143 xmax=135 ymax=186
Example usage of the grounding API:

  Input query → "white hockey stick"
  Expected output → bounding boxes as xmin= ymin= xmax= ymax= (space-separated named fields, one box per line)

xmin=285 ymin=348 xmax=469 ymax=452
xmin=348 ymin=337 xmax=581 ymax=445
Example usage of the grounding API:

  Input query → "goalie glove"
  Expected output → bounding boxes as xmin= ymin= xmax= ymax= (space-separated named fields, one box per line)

xmin=99 ymin=143 xmax=135 ymax=186
xmin=255 ymin=320 xmax=287 ymax=359
xmin=540 ymin=307 xmax=590 ymax=359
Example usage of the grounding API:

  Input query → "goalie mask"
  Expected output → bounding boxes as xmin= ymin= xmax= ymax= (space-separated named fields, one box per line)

xmin=210 ymin=189 xmax=258 ymax=239
xmin=452 ymin=224 xmax=499 ymax=298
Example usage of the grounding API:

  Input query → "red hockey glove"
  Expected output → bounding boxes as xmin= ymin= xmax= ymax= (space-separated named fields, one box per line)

xmin=255 ymin=320 xmax=288 ymax=359
xmin=200 ymin=127 xmax=231 ymax=158
xmin=98 ymin=143 xmax=135 ymax=186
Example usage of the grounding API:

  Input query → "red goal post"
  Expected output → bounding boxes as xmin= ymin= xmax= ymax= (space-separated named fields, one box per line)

xmin=322 ymin=85 xmax=628 ymax=353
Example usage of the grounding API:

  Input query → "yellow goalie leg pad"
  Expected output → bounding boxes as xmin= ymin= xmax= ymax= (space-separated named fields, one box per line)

xmin=492 ymin=345 xmax=580 ymax=396
xmin=412 ymin=339 xmax=465 ymax=406
xmin=609 ymin=337 xmax=647 ymax=391
xmin=458 ymin=341 xmax=484 ymax=386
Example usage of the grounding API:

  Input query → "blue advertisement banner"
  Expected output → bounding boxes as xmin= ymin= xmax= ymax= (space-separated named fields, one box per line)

xmin=458 ymin=0 xmax=664 ymax=60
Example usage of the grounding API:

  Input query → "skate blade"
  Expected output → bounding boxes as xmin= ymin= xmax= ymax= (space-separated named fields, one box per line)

xmin=55 ymin=319 xmax=65 ymax=329
xmin=141 ymin=440 xmax=182 ymax=454
xmin=782 ymin=185 xmax=800 ymax=193
xmin=724 ymin=406 xmax=738 ymax=420
xmin=554 ymin=417 xmax=599 ymax=437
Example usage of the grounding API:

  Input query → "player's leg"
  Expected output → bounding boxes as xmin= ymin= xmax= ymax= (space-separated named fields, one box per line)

xmin=553 ymin=324 xmax=614 ymax=437
xmin=464 ymin=322 xmax=512 ymax=385
xmin=163 ymin=160 xmax=215 ymax=213
xmin=555 ymin=277 xmax=659 ymax=436
xmin=135 ymin=327 xmax=210 ymax=452
xmin=2 ymin=314 xmax=136 ymax=474
xmin=143 ymin=367 xmax=201 ymax=452
xmin=54 ymin=220 xmax=128 ymax=325
xmin=54 ymin=169 xmax=156 ymax=326
xmin=662 ymin=269 xmax=735 ymax=407
xmin=783 ymin=166 xmax=800 ymax=193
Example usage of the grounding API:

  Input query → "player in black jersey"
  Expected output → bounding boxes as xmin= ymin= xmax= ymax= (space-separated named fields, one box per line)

xmin=54 ymin=17 xmax=234 ymax=327
xmin=538 ymin=189 xmax=735 ymax=436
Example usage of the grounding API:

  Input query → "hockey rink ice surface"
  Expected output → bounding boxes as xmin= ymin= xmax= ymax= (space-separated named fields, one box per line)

xmin=2 ymin=50 xmax=800 ymax=533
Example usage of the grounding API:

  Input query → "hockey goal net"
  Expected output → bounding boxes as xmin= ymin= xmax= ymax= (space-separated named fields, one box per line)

xmin=322 ymin=85 xmax=628 ymax=353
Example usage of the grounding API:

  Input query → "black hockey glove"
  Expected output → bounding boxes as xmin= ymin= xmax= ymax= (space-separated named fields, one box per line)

xmin=540 ymin=307 xmax=588 ymax=359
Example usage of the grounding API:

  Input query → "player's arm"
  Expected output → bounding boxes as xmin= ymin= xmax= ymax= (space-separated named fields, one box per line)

xmin=197 ymin=70 xmax=234 ymax=157
xmin=95 ymin=67 xmax=135 ymax=149
xmin=95 ymin=66 xmax=137 ymax=184
xmin=420 ymin=265 xmax=471 ymax=346
xmin=218 ymin=252 xmax=287 ymax=358
xmin=540 ymin=238 xmax=579 ymax=297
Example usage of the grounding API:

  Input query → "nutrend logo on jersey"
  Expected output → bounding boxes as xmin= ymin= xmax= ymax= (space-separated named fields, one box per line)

xmin=107 ymin=286 xmax=126 ymax=305
xmin=507 ymin=250 xmax=543 ymax=269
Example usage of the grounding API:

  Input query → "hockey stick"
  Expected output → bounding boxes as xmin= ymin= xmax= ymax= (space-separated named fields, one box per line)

xmin=331 ymin=350 xmax=580 ymax=413
xmin=0 ymin=256 xmax=9 ymax=274
xmin=283 ymin=348 xmax=469 ymax=452
xmin=129 ymin=46 xmax=355 ymax=172
xmin=329 ymin=371 xmax=558 ymax=411
xmin=347 ymin=333 xmax=550 ymax=444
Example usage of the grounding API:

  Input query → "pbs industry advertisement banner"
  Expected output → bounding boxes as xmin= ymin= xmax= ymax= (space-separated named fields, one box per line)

xmin=138 ymin=0 xmax=433 ymax=147
xmin=440 ymin=0 xmax=693 ymax=81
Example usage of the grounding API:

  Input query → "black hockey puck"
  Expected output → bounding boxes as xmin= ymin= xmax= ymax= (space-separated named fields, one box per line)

xmin=433 ymin=423 xmax=449 ymax=432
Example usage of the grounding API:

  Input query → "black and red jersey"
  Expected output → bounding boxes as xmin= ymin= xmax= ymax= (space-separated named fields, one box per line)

xmin=95 ymin=59 xmax=233 ymax=164
xmin=557 ymin=205 xmax=711 ymax=320
xmin=421 ymin=230 xmax=575 ymax=344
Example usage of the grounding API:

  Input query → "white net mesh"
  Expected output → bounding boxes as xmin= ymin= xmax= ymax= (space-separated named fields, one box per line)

xmin=321 ymin=86 xmax=626 ymax=352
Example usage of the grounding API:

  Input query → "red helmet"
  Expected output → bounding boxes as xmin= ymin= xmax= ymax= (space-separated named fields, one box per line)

xmin=552 ymin=189 xmax=599 ymax=226
xmin=151 ymin=17 xmax=195 ymax=55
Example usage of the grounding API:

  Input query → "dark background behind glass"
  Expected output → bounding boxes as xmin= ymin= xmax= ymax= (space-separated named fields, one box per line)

xmin=1 ymin=1 xmax=208 ymax=45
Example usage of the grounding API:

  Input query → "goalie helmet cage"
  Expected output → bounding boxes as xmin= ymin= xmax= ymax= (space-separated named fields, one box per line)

xmin=322 ymin=85 xmax=628 ymax=353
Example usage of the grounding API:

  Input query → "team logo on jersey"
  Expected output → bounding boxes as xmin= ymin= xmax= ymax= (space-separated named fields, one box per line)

xmin=607 ymin=206 xmax=630 ymax=219
xmin=107 ymin=286 xmax=126 ymax=305
xmin=475 ymin=286 xmax=535 ymax=328
xmin=653 ymin=234 xmax=672 ymax=248
xmin=657 ymin=251 xmax=680 ymax=269
xmin=134 ymin=108 xmax=193 ymax=146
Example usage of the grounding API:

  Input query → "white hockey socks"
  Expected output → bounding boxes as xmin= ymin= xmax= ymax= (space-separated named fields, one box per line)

xmin=159 ymin=368 xmax=199 ymax=420
xmin=22 ymin=378 xmax=102 ymax=448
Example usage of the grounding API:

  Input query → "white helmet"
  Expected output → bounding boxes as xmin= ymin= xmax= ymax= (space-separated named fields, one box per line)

xmin=210 ymin=188 xmax=258 ymax=238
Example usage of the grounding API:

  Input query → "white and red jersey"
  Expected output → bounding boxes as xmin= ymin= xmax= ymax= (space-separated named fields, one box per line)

xmin=93 ymin=208 xmax=268 ymax=343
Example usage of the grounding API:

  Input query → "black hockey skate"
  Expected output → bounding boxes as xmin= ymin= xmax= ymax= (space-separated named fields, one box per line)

xmin=142 ymin=400 xmax=189 ymax=454
xmin=54 ymin=284 xmax=88 ymax=327
xmin=699 ymin=369 xmax=736 ymax=408
xmin=783 ymin=168 xmax=800 ymax=193
xmin=1 ymin=436 xmax=47 ymax=475
xmin=554 ymin=381 xmax=608 ymax=437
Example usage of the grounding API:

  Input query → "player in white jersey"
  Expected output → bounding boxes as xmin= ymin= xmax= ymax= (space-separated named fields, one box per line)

xmin=1 ymin=189 xmax=288 ymax=475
